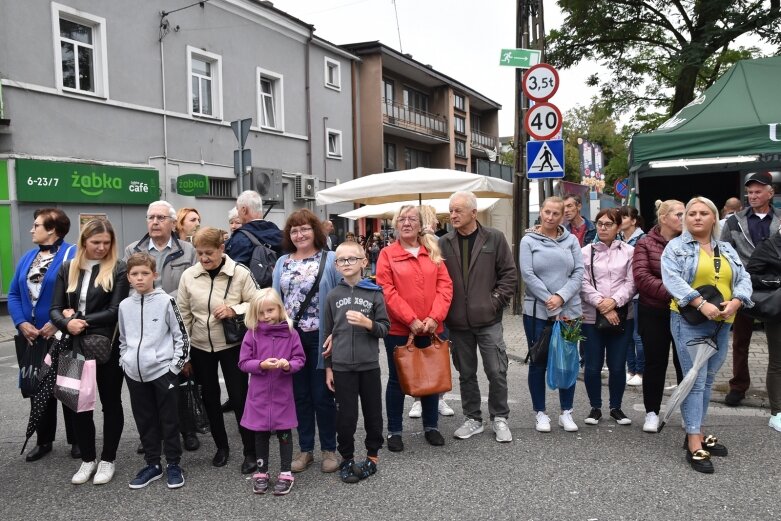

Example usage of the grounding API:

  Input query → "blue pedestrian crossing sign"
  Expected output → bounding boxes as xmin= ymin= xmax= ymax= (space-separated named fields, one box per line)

xmin=526 ymin=139 xmax=565 ymax=179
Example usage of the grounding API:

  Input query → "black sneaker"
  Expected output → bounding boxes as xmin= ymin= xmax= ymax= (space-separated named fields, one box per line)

xmin=387 ymin=434 xmax=404 ymax=452
xmin=339 ymin=459 xmax=359 ymax=484
xmin=724 ymin=390 xmax=744 ymax=407
xmin=610 ymin=408 xmax=632 ymax=425
xmin=351 ymin=459 xmax=377 ymax=480
xmin=424 ymin=429 xmax=445 ymax=446
xmin=584 ymin=408 xmax=602 ymax=425
xmin=273 ymin=475 xmax=294 ymax=496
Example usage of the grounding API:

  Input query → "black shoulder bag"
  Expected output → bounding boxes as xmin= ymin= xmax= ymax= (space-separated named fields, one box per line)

xmin=590 ymin=246 xmax=629 ymax=333
xmin=292 ymin=251 xmax=328 ymax=329
xmin=222 ymin=269 xmax=249 ymax=345
xmin=525 ymin=299 xmax=554 ymax=365
xmin=679 ymin=245 xmax=724 ymax=325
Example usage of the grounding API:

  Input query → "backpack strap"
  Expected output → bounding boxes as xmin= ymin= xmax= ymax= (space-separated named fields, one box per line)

xmin=238 ymin=228 xmax=264 ymax=248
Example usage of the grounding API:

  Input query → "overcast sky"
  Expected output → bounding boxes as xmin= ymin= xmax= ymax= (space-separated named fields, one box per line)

xmin=272 ymin=0 xmax=601 ymax=136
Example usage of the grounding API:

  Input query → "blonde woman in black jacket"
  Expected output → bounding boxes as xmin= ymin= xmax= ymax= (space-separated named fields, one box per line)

xmin=50 ymin=219 xmax=129 ymax=486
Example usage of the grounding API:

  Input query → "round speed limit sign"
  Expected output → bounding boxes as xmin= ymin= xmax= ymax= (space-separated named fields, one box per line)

xmin=524 ymin=102 xmax=562 ymax=141
xmin=522 ymin=63 xmax=559 ymax=101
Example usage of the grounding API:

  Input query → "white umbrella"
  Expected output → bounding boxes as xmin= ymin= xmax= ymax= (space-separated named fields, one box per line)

xmin=338 ymin=198 xmax=501 ymax=220
xmin=315 ymin=167 xmax=513 ymax=206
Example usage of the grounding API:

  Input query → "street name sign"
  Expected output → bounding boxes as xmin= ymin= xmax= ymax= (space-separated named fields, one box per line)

xmin=499 ymin=48 xmax=541 ymax=69
xmin=526 ymin=139 xmax=565 ymax=179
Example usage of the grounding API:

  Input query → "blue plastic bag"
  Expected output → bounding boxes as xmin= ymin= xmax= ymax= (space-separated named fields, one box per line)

xmin=546 ymin=321 xmax=580 ymax=390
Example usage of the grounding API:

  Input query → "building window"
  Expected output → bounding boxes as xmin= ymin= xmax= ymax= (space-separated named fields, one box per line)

xmin=187 ymin=46 xmax=222 ymax=118
xmin=384 ymin=143 xmax=397 ymax=171
xmin=454 ymin=93 xmax=465 ymax=111
xmin=403 ymin=87 xmax=429 ymax=112
xmin=471 ymin=113 xmax=482 ymax=132
xmin=324 ymin=57 xmax=341 ymax=91
xmin=257 ymin=68 xmax=284 ymax=131
xmin=326 ymin=128 xmax=343 ymax=159
xmin=206 ymin=178 xmax=234 ymax=199
xmin=404 ymin=147 xmax=431 ymax=169
xmin=383 ymin=78 xmax=394 ymax=103
xmin=454 ymin=164 xmax=467 ymax=172
xmin=455 ymin=139 xmax=467 ymax=158
xmin=52 ymin=3 xmax=108 ymax=97
xmin=454 ymin=116 xmax=466 ymax=135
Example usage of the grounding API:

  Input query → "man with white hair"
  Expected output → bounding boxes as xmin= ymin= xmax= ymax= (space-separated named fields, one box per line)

xmin=225 ymin=190 xmax=283 ymax=268
xmin=721 ymin=172 xmax=781 ymax=406
xmin=439 ymin=191 xmax=518 ymax=442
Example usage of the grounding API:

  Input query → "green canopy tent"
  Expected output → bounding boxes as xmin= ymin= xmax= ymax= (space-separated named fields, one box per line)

xmin=629 ymin=55 xmax=781 ymax=219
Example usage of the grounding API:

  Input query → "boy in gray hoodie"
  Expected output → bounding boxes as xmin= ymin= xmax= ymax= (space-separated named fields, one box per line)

xmin=119 ymin=253 xmax=190 ymax=490
xmin=323 ymin=242 xmax=390 ymax=484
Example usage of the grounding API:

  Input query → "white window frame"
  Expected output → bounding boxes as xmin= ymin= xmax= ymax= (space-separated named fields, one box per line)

xmin=324 ymin=57 xmax=341 ymax=91
xmin=187 ymin=46 xmax=223 ymax=119
xmin=256 ymin=68 xmax=284 ymax=132
xmin=326 ymin=128 xmax=343 ymax=159
xmin=52 ymin=3 xmax=109 ymax=98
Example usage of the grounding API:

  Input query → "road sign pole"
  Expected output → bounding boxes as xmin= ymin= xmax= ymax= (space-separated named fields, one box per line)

xmin=231 ymin=118 xmax=253 ymax=194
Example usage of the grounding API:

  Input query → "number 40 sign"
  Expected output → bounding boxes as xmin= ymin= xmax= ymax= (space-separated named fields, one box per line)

xmin=522 ymin=63 xmax=562 ymax=140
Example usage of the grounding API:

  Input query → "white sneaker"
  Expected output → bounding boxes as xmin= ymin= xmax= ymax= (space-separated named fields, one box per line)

xmin=71 ymin=460 xmax=98 ymax=485
xmin=643 ymin=412 xmax=659 ymax=433
xmin=408 ymin=400 xmax=422 ymax=418
xmin=535 ymin=411 xmax=551 ymax=432
xmin=627 ymin=374 xmax=643 ymax=386
xmin=93 ymin=460 xmax=115 ymax=485
xmin=559 ymin=410 xmax=579 ymax=432
xmin=438 ymin=399 xmax=455 ymax=416
xmin=769 ymin=413 xmax=781 ymax=432
xmin=492 ymin=417 xmax=512 ymax=443
xmin=626 ymin=372 xmax=633 ymax=383
xmin=453 ymin=418 xmax=484 ymax=439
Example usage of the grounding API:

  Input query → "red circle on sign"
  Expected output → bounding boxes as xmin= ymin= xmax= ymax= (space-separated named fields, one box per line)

xmin=522 ymin=63 xmax=560 ymax=102
xmin=524 ymin=102 xmax=563 ymax=141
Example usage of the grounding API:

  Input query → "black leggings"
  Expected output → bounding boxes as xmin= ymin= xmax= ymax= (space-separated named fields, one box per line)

xmin=254 ymin=430 xmax=293 ymax=474
xmin=638 ymin=303 xmax=684 ymax=414
xmin=75 ymin=348 xmax=124 ymax=462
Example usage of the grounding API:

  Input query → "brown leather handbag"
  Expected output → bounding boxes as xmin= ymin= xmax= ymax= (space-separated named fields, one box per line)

xmin=393 ymin=334 xmax=452 ymax=397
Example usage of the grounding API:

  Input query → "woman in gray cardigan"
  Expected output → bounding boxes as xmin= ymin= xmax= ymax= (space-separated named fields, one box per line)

xmin=519 ymin=197 xmax=584 ymax=433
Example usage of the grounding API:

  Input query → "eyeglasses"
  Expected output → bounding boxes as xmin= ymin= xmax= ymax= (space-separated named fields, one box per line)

xmin=596 ymin=221 xmax=617 ymax=229
xmin=290 ymin=226 xmax=313 ymax=236
xmin=398 ymin=217 xmax=419 ymax=224
xmin=335 ymin=256 xmax=365 ymax=266
xmin=146 ymin=215 xmax=171 ymax=222
xmin=32 ymin=222 xmax=44 ymax=229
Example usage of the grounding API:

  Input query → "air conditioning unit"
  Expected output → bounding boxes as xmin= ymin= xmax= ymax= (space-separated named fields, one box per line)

xmin=251 ymin=167 xmax=283 ymax=203
xmin=294 ymin=174 xmax=318 ymax=200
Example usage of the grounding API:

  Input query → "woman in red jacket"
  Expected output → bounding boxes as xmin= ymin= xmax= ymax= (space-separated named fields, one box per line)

xmin=376 ymin=205 xmax=453 ymax=452
xmin=633 ymin=199 xmax=685 ymax=433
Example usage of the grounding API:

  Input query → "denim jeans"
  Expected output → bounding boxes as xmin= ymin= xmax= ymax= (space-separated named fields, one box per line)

xmin=293 ymin=330 xmax=337 ymax=452
xmin=582 ymin=322 xmax=634 ymax=410
xmin=670 ymin=313 xmax=731 ymax=434
xmin=523 ymin=315 xmax=575 ymax=412
xmin=385 ymin=335 xmax=439 ymax=434
xmin=626 ymin=305 xmax=645 ymax=374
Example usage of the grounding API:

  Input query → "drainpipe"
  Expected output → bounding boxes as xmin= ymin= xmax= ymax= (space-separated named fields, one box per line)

xmin=323 ymin=116 xmax=328 ymax=217
xmin=159 ymin=25 xmax=169 ymax=198
xmin=305 ymin=28 xmax=313 ymax=180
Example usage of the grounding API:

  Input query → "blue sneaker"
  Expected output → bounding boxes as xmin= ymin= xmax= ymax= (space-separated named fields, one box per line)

xmin=129 ymin=464 xmax=162 ymax=489
xmin=339 ymin=459 xmax=359 ymax=484
xmin=166 ymin=463 xmax=185 ymax=489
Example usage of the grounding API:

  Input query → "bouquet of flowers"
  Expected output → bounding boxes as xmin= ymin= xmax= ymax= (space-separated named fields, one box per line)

xmin=560 ymin=318 xmax=585 ymax=343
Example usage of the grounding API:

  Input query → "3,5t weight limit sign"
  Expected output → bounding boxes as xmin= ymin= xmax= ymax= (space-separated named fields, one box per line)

xmin=522 ymin=63 xmax=559 ymax=101
xmin=524 ymin=102 xmax=562 ymax=141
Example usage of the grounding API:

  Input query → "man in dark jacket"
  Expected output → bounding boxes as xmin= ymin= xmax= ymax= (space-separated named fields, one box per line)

xmin=720 ymin=171 xmax=781 ymax=406
xmin=225 ymin=190 xmax=283 ymax=267
xmin=440 ymin=191 xmax=518 ymax=443
xmin=563 ymin=194 xmax=596 ymax=246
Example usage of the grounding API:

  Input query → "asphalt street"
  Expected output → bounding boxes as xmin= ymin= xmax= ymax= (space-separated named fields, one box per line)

xmin=0 ymin=335 xmax=777 ymax=521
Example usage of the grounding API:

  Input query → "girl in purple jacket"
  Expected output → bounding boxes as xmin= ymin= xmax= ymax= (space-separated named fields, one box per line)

xmin=239 ymin=288 xmax=305 ymax=496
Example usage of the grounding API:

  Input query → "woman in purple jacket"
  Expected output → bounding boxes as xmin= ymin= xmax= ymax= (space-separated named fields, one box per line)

xmin=581 ymin=208 xmax=636 ymax=427
xmin=239 ymin=288 xmax=305 ymax=496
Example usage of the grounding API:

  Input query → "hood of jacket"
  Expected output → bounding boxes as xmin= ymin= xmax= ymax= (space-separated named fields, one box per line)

xmin=523 ymin=225 xmax=571 ymax=244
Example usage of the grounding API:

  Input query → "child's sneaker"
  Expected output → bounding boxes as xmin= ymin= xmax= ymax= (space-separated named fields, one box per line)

xmin=252 ymin=472 xmax=269 ymax=494
xmin=339 ymin=459 xmax=360 ymax=484
xmin=166 ymin=463 xmax=184 ymax=489
xmin=351 ymin=459 xmax=377 ymax=480
xmin=273 ymin=474 xmax=294 ymax=496
xmin=128 ymin=464 xmax=162 ymax=489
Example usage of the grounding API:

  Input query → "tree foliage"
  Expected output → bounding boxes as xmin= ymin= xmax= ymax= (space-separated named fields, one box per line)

xmin=548 ymin=1 xmax=781 ymax=131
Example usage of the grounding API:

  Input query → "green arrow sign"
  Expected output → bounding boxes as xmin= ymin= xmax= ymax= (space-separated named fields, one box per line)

xmin=499 ymin=48 xmax=541 ymax=68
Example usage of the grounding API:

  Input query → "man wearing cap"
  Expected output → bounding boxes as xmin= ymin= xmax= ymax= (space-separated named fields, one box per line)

xmin=720 ymin=171 xmax=781 ymax=406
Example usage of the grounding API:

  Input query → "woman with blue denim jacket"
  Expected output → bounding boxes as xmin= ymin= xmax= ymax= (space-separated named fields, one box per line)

xmin=661 ymin=196 xmax=753 ymax=474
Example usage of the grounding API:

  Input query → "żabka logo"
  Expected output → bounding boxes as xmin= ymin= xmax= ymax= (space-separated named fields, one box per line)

xmin=71 ymin=170 xmax=123 ymax=197
xmin=179 ymin=178 xmax=207 ymax=194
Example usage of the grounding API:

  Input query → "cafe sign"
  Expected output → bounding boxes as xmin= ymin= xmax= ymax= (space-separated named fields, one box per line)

xmin=15 ymin=159 xmax=159 ymax=205
xmin=177 ymin=173 xmax=210 ymax=196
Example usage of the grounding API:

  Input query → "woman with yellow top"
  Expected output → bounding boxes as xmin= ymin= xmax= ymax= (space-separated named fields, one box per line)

xmin=661 ymin=196 xmax=753 ymax=474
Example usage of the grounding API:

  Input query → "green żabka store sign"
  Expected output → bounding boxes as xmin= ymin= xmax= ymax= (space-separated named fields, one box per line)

xmin=15 ymin=159 xmax=159 ymax=204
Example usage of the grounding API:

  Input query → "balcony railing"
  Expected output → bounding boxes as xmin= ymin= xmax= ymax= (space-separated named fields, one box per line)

xmin=382 ymin=99 xmax=448 ymax=139
xmin=471 ymin=128 xmax=498 ymax=150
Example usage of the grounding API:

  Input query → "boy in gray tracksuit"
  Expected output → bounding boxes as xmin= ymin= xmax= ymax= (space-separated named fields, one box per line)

xmin=323 ymin=242 xmax=390 ymax=484
xmin=119 ymin=253 xmax=190 ymax=489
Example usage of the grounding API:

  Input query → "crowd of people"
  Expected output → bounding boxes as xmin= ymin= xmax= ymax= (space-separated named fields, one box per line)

xmin=8 ymin=173 xmax=780 ymax=494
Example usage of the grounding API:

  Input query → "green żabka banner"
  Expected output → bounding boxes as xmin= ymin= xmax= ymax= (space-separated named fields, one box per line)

xmin=15 ymin=159 xmax=159 ymax=205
